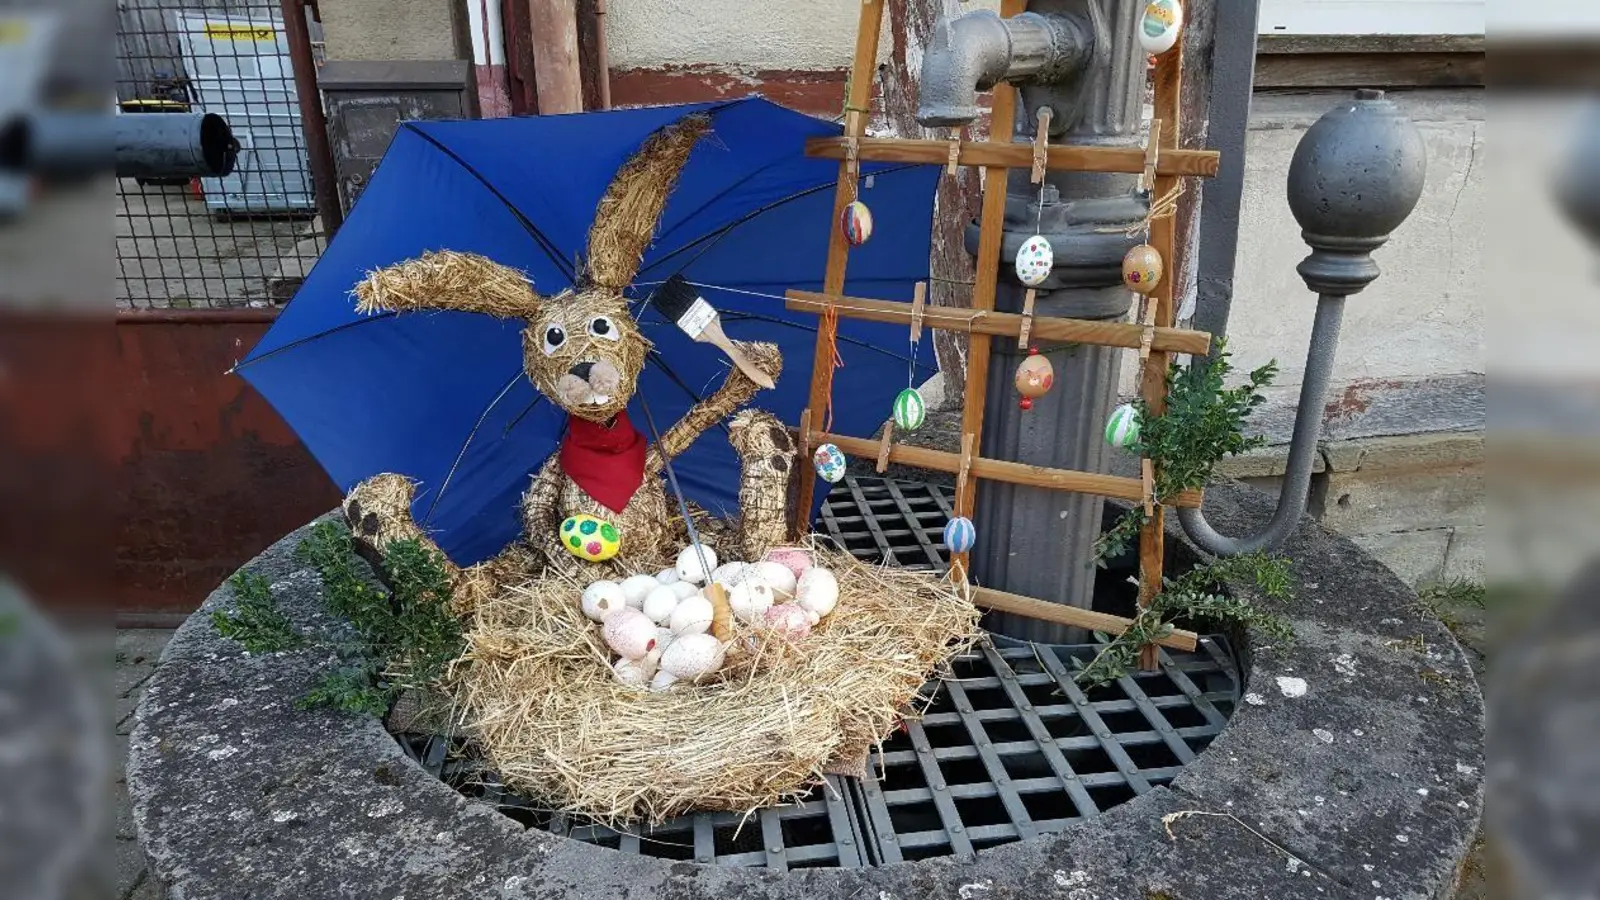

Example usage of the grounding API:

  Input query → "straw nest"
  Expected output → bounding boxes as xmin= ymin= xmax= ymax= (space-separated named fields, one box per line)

xmin=449 ymin=539 xmax=980 ymax=826
xmin=354 ymin=250 xmax=540 ymax=318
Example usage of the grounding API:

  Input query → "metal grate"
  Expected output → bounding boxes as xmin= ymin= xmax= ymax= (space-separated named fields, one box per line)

xmin=395 ymin=476 xmax=1240 ymax=868
xmin=115 ymin=0 xmax=326 ymax=309
xmin=819 ymin=475 xmax=955 ymax=570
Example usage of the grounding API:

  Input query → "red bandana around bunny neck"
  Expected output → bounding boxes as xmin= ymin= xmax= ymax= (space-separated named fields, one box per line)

xmin=558 ymin=410 xmax=647 ymax=513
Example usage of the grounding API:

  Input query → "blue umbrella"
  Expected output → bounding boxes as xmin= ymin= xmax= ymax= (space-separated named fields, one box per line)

xmin=237 ymin=97 xmax=939 ymax=567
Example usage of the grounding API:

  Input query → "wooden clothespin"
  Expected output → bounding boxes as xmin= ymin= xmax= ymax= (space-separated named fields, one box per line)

xmin=1018 ymin=288 xmax=1037 ymax=349
xmin=845 ymin=134 xmax=861 ymax=180
xmin=1143 ymin=119 xmax=1163 ymax=192
xmin=797 ymin=408 xmax=814 ymax=465
xmin=910 ymin=281 xmax=927 ymax=343
xmin=946 ymin=139 xmax=962 ymax=177
xmin=1031 ymin=107 xmax=1053 ymax=185
xmin=1139 ymin=297 xmax=1158 ymax=363
xmin=1141 ymin=458 xmax=1156 ymax=517
xmin=875 ymin=419 xmax=895 ymax=474
xmin=957 ymin=432 xmax=975 ymax=507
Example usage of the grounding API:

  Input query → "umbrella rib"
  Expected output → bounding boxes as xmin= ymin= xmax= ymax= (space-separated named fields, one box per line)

xmin=420 ymin=367 xmax=530 ymax=527
xmin=401 ymin=123 xmax=575 ymax=282
xmin=230 ymin=311 xmax=400 ymax=372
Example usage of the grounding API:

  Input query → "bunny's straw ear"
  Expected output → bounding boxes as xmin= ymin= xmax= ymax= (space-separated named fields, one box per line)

xmin=354 ymin=250 xmax=543 ymax=319
xmin=585 ymin=115 xmax=710 ymax=290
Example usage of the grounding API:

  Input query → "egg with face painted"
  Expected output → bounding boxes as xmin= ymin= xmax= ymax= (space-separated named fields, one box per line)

xmin=1015 ymin=235 xmax=1053 ymax=287
xmin=561 ymin=514 xmax=621 ymax=562
xmin=813 ymin=443 xmax=848 ymax=484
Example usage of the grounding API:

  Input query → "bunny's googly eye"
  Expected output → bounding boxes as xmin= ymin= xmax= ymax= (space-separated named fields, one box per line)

xmin=542 ymin=325 xmax=567 ymax=356
xmin=587 ymin=315 xmax=621 ymax=342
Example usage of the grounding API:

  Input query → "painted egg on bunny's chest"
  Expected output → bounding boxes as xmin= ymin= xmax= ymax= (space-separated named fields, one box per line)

xmin=813 ymin=443 xmax=847 ymax=484
xmin=1015 ymin=235 xmax=1053 ymax=287
xmin=561 ymin=514 xmax=620 ymax=562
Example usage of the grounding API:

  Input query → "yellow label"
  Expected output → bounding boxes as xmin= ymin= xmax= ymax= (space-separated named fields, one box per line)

xmin=203 ymin=23 xmax=276 ymax=42
xmin=0 ymin=19 xmax=31 ymax=45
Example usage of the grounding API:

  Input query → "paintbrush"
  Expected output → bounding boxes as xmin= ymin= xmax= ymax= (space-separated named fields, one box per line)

xmin=656 ymin=275 xmax=775 ymax=389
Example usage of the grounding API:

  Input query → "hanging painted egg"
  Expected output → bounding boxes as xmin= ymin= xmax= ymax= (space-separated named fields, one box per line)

xmin=561 ymin=514 xmax=621 ymax=562
xmin=1105 ymin=403 xmax=1142 ymax=449
xmin=813 ymin=443 xmax=847 ymax=483
xmin=1122 ymin=244 xmax=1164 ymax=294
xmin=1139 ymin=0 xmax=1184 ymax=55
xmin=1014 ymin=348 xmax=1055 ymax=409
xmin=943 ymin=516 xmax=976 ymax=554
xmin=893 ymin=387 xmax=926 ymax=431
xmin=841 ymin=200 xmax=874 ymax=246
xmin=1015 ymin=234 xmax=1053 ymax=287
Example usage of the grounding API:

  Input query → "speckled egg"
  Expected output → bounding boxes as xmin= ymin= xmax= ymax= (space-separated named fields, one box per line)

xmin=813 ymin=443 xmax=847 ymax=484
xmin=754 ymin=560 xmax=798 ymax=598
xmin=602 ymin=607 xmax=657 ymax=660
xmin=762 ymin=547 xmax=815 ymax=580
xmin=729 ymin=577 xmax=775 ymax=623
xmin=669 ymin=594 xmax=715 ymax=636
xmin=560 ymin=514 xmax=620 ymax=562
xmin=795 ymin=567 xmax=839 ymax=624
xmin=763 ymin=603 xmax=813 ymax=640
xmin=1015 ymin=234 xmax=1053 ymax=287
xmin=660 ymin=633 xmax=727 ymax=681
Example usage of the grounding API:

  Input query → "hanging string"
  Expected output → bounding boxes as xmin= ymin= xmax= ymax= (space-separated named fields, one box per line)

xmin=1091 ymin=182 xmax=1187 ymax=236
xmin=820 ymin=300 xmax=845 ymax=433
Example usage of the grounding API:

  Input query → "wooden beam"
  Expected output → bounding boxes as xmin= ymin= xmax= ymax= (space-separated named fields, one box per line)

xmin=805 ymin=135 xmax=1222 ymax=178
xmin=812 ymin=429 xmax=1204 ymax=508
xmin=970 ymin=587 xmax=1198 ymax=653
xmin=786 ymin=290 xmax=1213 ymax=356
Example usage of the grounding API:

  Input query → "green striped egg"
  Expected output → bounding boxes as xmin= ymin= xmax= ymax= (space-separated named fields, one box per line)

xmin=1105 ymin=403 xmax=1141 ymax=449
xmin=892 ymin=388 xmax=926 ymax=431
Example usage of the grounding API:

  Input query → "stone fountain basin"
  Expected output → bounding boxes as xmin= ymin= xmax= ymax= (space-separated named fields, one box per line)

xmin=127 ymin=482 xmax=1484 ymax=899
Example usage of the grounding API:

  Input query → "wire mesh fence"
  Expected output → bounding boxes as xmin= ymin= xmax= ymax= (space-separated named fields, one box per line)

xmin=115 ymin=0 xmax=325 ymax=310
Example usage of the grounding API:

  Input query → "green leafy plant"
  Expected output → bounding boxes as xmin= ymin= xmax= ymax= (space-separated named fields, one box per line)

xmin=1093 ymin=342 xmax=1278 ymax=564
xmin=295 ymin=520 xmax=463 ymax=715
xmin=211 ymin=571 xmax=303 ymax=653
xmin=1075 ymin=553 xmax=1294 ymax=687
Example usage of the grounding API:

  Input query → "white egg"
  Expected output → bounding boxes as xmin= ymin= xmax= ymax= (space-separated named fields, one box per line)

xmin=581 ymin=581 xmax=627 ymax=622
xmin=796 ymin=567 xmax=839 ymax=622
xmin=656 ymin=568 xmax=681 ymax=585
xmin=649 ymin=670 xmax=680 ymax=692
xmin=675 ymin=544 xmax=718 ymax=584
xmin=671 ymin=581 xmax=702 ymax=600
xmin=753 ymin=560 xmax=798 ymax=598
xmin=668 ymin=594 xmax=714 ymax=636
xmin=619 ymin=574 xmax=661 ymax=609
xmin=642 ymin=585 xmax=682 ymax=625
xmin=728 ymin=577 xmax=775 ymax=623
xmin=612 ymin=657 xmax=652 ymax=686
xmin=711 ymin=561 xmax=747 ymax=586
xmin=660 ymin=633 xmax=727 ymax=681
xmin=602 ymin=607 xmax=658 ymax=659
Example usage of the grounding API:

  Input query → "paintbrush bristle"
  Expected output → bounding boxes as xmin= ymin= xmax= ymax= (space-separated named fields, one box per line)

xmin=655 ymin=275 xmax=700 ymax=323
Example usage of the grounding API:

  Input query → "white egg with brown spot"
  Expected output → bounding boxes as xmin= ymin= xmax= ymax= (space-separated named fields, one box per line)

xmin=581 ymin=581 xmax=627 ymax=623
xmin=660 ymin=633 xmax=727 ymax=681
xmin=728 ymin=576 xmax=775 ymax=623
xmin=753 ymin=560 xmax=798 ymax=599
xmin=601 ymin=607 xmax=657 ymax=659
xmin=796 ymin=567 xmax=839 ymax=623
xmin=675 ymin=544 xmax=718 ymax=584
xmin=668 ymin=594 xmax=714 ymax=636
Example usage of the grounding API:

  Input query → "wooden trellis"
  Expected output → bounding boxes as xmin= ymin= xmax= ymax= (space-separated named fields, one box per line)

xmin=790 ymin=0 xmax=1219 ymax=664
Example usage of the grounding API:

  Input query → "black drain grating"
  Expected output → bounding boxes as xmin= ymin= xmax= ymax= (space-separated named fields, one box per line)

xmin=394 ymin=476 xmax=1240 ymax=868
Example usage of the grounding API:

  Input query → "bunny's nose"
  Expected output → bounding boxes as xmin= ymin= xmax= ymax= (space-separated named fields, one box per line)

xmin=568 ymin=361 xmax=595 ymax=381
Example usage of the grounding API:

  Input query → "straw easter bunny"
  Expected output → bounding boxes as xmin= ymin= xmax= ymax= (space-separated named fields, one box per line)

xmin=340 ymin=116 xmax=796 ymax=607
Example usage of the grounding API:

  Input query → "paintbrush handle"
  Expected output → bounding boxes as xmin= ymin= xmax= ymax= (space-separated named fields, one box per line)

xmin=699 ymin=317 xmax=775 ymax=389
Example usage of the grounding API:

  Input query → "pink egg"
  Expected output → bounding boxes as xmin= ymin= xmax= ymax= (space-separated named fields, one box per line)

xmin=762 ymin=547 xmax=815 ymax=580
xmin=762 ymin=603 xmax=813 ymax=640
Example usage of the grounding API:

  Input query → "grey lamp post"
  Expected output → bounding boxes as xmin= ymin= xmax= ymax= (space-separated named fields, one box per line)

xmin=1178 ymin=89 xmax=1427 ymax=555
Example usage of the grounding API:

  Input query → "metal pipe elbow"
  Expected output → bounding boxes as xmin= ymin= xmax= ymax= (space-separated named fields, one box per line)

xmin=916 ymin=11 xmax=1093 ymax=129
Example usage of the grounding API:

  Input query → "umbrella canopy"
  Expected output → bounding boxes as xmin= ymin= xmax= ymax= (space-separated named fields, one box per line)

xmin=238 ymin=97 xmax=940 ymax=567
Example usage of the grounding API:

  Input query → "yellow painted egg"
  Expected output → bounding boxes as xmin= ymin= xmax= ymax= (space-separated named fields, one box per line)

xmin=1122 ymin=244 xmax=1164 ymax=294
xmin=560 ymin=514 xmax=621 ymax=562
